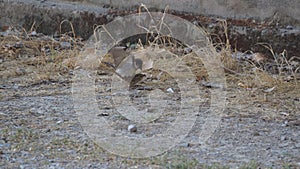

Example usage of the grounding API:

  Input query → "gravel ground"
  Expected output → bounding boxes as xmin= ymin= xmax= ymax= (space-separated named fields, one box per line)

xmin=1 ymin=74 xmax=299 ymax=168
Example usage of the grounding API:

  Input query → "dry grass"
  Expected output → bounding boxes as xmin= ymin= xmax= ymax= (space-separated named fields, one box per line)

xmin=211 ymin=20 xmax=298 ymax=88
xmin=199 ymin=19 xmax=300 ymax=120
xmin=0 ymin=4 xmax=297 ymax=122
xmin=0 ymin=25 xmax=82 ymax=84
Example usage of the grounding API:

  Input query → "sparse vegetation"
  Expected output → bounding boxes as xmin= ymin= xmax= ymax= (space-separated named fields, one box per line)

xmin=0 ymin=4 xmax=299 ymax=169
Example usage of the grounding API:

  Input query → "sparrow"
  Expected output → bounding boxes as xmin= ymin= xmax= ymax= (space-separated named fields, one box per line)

xmin=104 ymin=46 xmax=144 ymax=82
xmin=115 ymin=54 xmax=143 ymax=82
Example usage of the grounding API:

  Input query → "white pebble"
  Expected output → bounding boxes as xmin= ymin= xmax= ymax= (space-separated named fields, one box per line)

xmin=128 ymin=124 xmax=137 ymax=132
xmin=166 ymin=88 xmax=174 ymax=93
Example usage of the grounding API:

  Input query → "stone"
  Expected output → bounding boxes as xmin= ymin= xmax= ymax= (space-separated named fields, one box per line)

xmin=127 ymin=124 xmax=137 ymax=132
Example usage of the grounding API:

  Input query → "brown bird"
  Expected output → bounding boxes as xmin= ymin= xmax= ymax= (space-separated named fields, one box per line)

xmin=115 ymin=54 xmax=143 ymax=81
xmin=105 ymin=47 xmax=143 ymax=82
xmin=109 ymin=46 xmax=129 ymax=67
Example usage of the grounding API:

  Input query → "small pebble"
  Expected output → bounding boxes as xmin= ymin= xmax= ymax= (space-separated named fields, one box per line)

xmin=261 ymin=29 xmax=268 ymax=36
xmin=98 ymin=112 xmax=109 ymax=116
xmin=30 ymin=31 xmax=37 ymax=36
xmin=281 ymin=121 xmax=288 ymax=127
xmin=15 ymin=68 xmax=26 ymax=76
xmin=128 ymin=124 xmax=137 ymax=132
xmin=56 ymin=120 xmax=63 ymax=124
xmin=166 ymin=88 xmax=174 ymax=93
xmin=278 ymin=142 xmax=289 ymax=148
xmin=280 ymin=112 xmax=289 ymax=116
xmin=184 ymin=47 xmax=192 ymax=54
xmin=286 ymin=25 xmax=293 ymax=29
xmin=60 ymin=42 xmax=71 ymax=49
xmin=12 ymin=84 xmax=19 ymax=89
xmin=253 ymin=132 xmax=260 ymax=136
xmin=179 ymin=143 xmax=190 ymax=147
xmin=280 ymin=136 xmax=286 ymax=141
xmin=15 ymin=42 xmax=24 ymax=48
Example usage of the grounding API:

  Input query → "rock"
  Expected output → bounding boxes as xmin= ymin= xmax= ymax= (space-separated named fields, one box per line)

xmin=280 ymin=136 xmax=286 ymax=141
xmin=56 ymin=120 xmax=63 ymax=124
xmin=184 ymin=47 xmax=192 ymax=54
xmin=281 ymin=121 xmax=288 ymax=127
xmin=127 ymin=124 xmax=137 ymax=132
xmin=166 ymin=87 xmax=174 ymax=93
xmin=97 ymin=112 xmax=109 ymax=116
xmin=12 ymin=85 xmax=19 ymax=89
xmin=60 ymin=42 xmax=71 ymax=49
xmin=15 ymin=68 xmax=26 ymax=76
xmin=286 ymin=25 xmax=293 ymax=29
xmin=15 ymin=42 xmax=24 ymax=48
xmin=30 ymin=31 xmax=37 ymax=36
xmin=261 ymin=29 xmax=269 ymax=36
xmin=179 ymin=142 xmax=190 ymax=147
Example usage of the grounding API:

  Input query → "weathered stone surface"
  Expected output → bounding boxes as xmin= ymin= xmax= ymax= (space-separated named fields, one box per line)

xmin=86 ymin=0 xmax=300 ymax=27
xmin=0 ymin=0 xmax=109 ymax=39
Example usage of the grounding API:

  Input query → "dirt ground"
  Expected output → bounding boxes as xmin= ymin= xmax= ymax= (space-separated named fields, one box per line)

xmin=0 ymin=26 xmax=299 ymax=169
